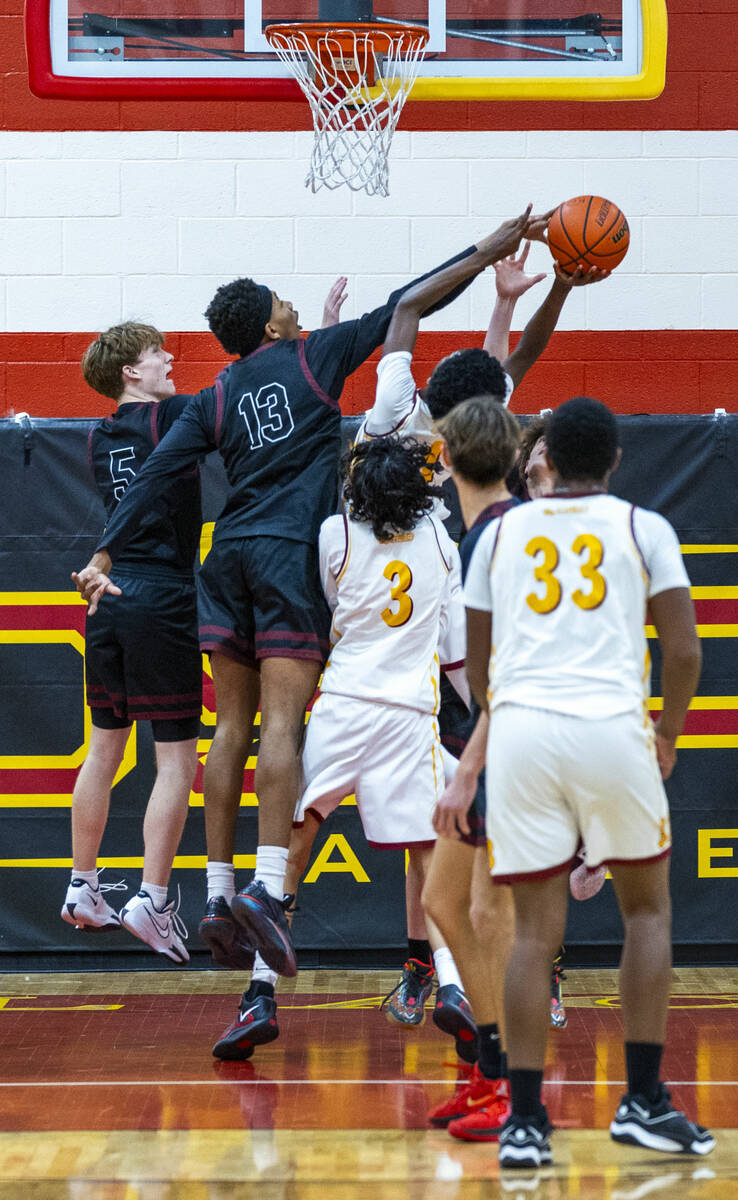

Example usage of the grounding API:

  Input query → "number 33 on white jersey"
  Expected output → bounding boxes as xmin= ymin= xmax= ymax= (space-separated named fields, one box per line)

xmin=463 ymin=493 xmax=691 ymax=721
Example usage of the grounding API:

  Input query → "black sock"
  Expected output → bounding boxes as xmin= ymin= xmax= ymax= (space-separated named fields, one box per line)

xmin=500 ymin=1051 xmax=508 ymax=1079
xmin=625 ymin=1042 xmax=663 ymax=1102
xmin=407 ymin=938 xmax=432 ymax=966
xmin=477 ymin=1023 xmax=503 ymax=1079
xmin=248 ymin=980 xmax=275 ymax=999
xmin=509 ymin=1068 xmax=544 ymax=1119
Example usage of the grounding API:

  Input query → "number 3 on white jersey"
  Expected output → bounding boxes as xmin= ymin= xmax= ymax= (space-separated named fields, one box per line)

xmin=525 ymin=534 xmax=607 ymax=614
xmin=381 ymin=560 xmax=413 ymax=627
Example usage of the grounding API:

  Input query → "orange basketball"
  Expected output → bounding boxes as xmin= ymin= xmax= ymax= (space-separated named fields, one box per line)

xmin=547 ymin=195 xmax=630 ymax=275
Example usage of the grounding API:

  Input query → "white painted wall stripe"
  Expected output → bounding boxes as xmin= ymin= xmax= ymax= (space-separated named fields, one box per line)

xmin=0 ymin=130 xmax=736 ymax=332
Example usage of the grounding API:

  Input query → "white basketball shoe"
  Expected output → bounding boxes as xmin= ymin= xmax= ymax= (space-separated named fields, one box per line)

xmin=61 ymin=876 xmax=124 ymax=931
xmin=120 ymin=890 xmax=189 ymax=964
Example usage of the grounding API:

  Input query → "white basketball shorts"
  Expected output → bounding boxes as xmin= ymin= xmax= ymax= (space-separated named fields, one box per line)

xmin=485 ymin=703 xmax=672 ymax=883
xmin=296 ymin=691 xmax=446 ymax=848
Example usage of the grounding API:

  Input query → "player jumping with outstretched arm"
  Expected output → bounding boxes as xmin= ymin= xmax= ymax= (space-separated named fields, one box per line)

xmin=71 ymin=212 xmax=535 ymax=982
xmin=463 ymin=396 xmax=713 ymax=1168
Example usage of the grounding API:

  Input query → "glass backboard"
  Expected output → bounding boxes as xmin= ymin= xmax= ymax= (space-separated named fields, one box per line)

xmin=27 ymin=0 xmax=667 ymax=101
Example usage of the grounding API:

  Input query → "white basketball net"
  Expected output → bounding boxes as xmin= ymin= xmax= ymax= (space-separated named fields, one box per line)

xmin=266 ymin=24 xmax=428 ymax=197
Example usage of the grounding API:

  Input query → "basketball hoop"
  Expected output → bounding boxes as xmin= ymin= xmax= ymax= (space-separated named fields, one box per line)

xmin=265 ymin=21 xmax=429 ymax=197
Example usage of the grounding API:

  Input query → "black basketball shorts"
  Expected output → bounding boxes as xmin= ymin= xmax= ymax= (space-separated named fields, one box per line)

xmin=197 ymin=535 xmax=331 ymax=669
xmin=85 ymin=567 xmax=202 ymax=742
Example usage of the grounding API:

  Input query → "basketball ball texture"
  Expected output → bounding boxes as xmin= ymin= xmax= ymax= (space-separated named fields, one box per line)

xmin=547 ymin=195 xmax=629 ymax=274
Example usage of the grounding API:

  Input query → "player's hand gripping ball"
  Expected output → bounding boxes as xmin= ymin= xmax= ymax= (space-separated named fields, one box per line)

xmin=547 ymin=195 xmax=629 ymax=275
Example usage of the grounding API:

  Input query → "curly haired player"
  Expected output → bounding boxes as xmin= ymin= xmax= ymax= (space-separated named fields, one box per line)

xmin=212 ymin=435 xmax=465 ymax=1060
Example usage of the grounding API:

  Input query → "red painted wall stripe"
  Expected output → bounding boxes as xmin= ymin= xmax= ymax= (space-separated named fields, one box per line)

xmin=2 ymin=330 xmax=735 ymax=419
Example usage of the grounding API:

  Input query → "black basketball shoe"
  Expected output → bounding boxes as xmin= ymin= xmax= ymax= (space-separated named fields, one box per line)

xmin=610 ymin=1085 xmax=715 ymax=1155
xmin=381 ymin=959 xmax=435 ymax=1026
xmin=498 ymin=1109 xmax=554 ymax=1169
xmin=199 ymin=896 xmax=255 ymax=971
xmin=212 ymin=983 xmax=279 ymax=1061
xmin=432 ymin=983 xmax=479 ymax=1063
xmin=230 ymin=880 xmax=297 ymax=977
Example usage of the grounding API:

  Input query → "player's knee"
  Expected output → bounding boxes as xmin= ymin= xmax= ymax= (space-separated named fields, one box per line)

xmin=470 ymin=884 xmax=512 ymax=940
xmin=422 ymin=878 xmax=460 ymax=929
xmin=621 ymin=898 xmax=672 ymax=934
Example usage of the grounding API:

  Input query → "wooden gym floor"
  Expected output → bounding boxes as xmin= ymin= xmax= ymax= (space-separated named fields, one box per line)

xmin=0 ymin=965 xmax=736 ymax=1198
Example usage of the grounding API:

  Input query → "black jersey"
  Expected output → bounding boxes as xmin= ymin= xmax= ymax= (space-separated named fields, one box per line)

xmin=459 ymin=497 xmax=521 ymax=580
xmin=89 ymin=394 xmax=201 ymax=574
xmin=97 ymin=248 xmax=479 ymax=563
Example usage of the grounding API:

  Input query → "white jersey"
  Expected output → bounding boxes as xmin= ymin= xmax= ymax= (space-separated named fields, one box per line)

xmin=463 ymin=492 xmax=691 ymax=720
xmin=319 ymin=511 xmax=464 ymax=714
xmin=355 ymin=350 xmax=514 ymax=495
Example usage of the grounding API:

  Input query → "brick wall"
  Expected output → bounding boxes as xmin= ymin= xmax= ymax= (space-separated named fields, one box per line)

xmin=0 ymin=2 xmax=736 ymax=417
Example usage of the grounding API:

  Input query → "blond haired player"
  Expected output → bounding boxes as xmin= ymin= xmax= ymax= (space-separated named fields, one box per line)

xmin=463 ymin=396 xmax=714 ymax=1168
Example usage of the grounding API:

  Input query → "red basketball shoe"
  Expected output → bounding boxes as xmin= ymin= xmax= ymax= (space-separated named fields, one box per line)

xmin=427 ymin=1062 xmax=507 ymax=1128
xmin=447 ymin=1079 xmax=511 ymax=1141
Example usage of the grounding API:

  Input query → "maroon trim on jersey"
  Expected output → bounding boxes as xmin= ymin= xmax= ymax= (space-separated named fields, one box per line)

xmin=441 ymin=659 xmax=465 ymax=672
xmin=297 ymin=338 xmax=339 ymax=410
xmin=470 ymin=498 xmax=517 ymax=530
xmin=242 ymin=341 xmax=277 ymax=361
xmin=547 ymin=489 xmax=608 ymax=498
xmin=199 ymin=623 xmax=253 ymax=652
xmin=294 ymin=806 xmax=327 ymax=828
xmin=441 ymin=732 xmax=467 ymax=754
xmin=86 ymin=426 xmax=95 ymax=477
xmin=128 ymin=705 xmax=202 ymax=720
xmin=603 ymin=847 xmax=672 ymax=867
xmin=336 ymin=511 xmax=350 ymax=580
xmin=492 ymin=855 xmax=579 ymax=886
xmin=214 ymin=375 xmax=225 ymax=446
xmin=149 ymin=403 xmax=159 ymax=446
xmin=488 ymin=516 xmax=505 ymax=564
xmin=368 ymin=838 xmax=436 ymax=850
xmin=255 ymin=630 xmax=325 ymax=645
xmin=629 ymin=504 xmax=652 ymax=582
xmin=202 ymin=640 xmax=257 ymax=669
xmin=257 ymin=645 xmax=327 ymax=663
xmin=429 ymin=515 xmax=453 ymax=572
xmin=364 ymin=390 xmax=421 ymax=438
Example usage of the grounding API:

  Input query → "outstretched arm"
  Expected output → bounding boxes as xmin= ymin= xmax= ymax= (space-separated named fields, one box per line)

xmin=304 ymin=207 xmax=552 ymax=396
xmin=382 ymin=206 xmax=539 ymax=357
xmin=483 ymin=241 xmax=547 ymax=362
xmin=321 ymin=276 xmax=348 ymax=328
xmin=503 ymin=262 xmax=609 ymax=390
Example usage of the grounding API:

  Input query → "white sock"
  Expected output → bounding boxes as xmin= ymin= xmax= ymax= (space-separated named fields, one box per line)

xmin=254 ymin=845 xmax=289 ymax=900
xmin=71 ymin=868 xmax=98 ymax=888
xmin=433 ymin=946 xmax=465 ymax=992
xmin=207 ymin=861 xmax=235 ymax=902
xmin=252 ymin=952 xmax=278 ymax=988
xmin=141 ymin=882 xmax=168 ymax=909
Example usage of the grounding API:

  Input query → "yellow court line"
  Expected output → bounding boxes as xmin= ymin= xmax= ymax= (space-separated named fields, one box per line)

xmin=680 ymin=545 xmax=738 ymax=554
xmin=649 ymin=696 xmax=738 ymax=710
